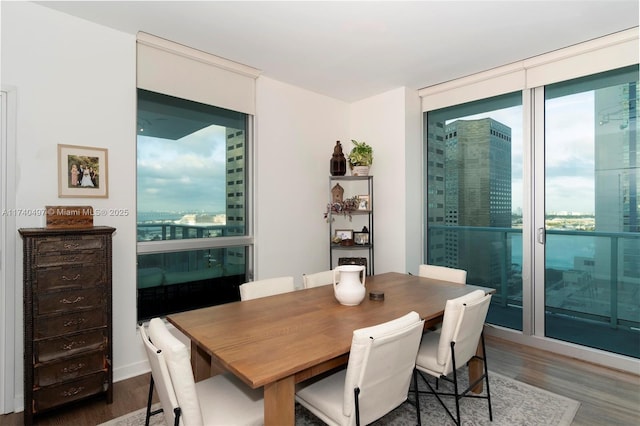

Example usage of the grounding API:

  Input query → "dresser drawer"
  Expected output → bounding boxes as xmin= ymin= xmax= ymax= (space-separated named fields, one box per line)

xmin=35 ymin=310 xmax=106 ymax=339
xmin=33 ymin=372 xmax=107 ymax=413
xmin=35 ymin=329 xmax=106 ymax=363
xmin=35 ymin=236 xmax=105 ymax=257
xmin=34 ymin=351 xmax=106 ymax=387
xmin=36 ymin=251 xmax=104 ymax=268
xmin=35 ymin=264 xmax=105 ymax=292
xmin=36 ymin=287 xmax=105 ymax=315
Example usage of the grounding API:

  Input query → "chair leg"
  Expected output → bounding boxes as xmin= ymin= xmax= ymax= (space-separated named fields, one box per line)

xmin=145 ymin=376 xmax=155 ymax=426
xmin=354 ymin=387 xmax=361 ymax=426
xmin=415 ymin=338 xmax=492 ymax=426
xmin=413 ymin=369 xmax=422 ymax=426
xmin=173 ymin=408 xmax=181 ymax=426
xmin=481 ymin=332 xmax=493 ymax=421
xmin=450 ymin=341 xmax=461 ymax=426
xmin=145 ymin=375 xmax=165 ymax=426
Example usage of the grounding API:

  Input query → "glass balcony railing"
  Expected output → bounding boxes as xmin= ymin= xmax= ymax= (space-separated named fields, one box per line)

xmin=427 ymin=225 xmax=640 ymax=358
xmin=137 ymin=223 xmax=246 ymax=241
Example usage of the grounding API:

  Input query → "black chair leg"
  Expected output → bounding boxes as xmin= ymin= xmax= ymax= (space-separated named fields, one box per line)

xmin=145 ymin=376 xmax=155 ymax=426
xmin=145 ymin=374 xmax=165 ymax=426
xmin=481 ymin=332 xmax=493 ymax=421
xmin=450 ymin=341 xmax=461 ymax=426
xmin=354 ymin=387 xmax=361 ymax=426
xmin=413 ymin=369 xmax=422 ymax=426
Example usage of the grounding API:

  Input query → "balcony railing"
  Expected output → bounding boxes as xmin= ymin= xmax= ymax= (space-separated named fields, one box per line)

xmin=137 ymin=222 xmax=245 ymax=241
xmin=427 ymin=224 xmax=640 ymax=332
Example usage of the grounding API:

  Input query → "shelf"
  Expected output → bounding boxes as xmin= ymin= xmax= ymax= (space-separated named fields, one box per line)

xmin=331 ymin=244 xmax=371 ymax=250
xmin=329 ymin=175 xmax=372 ymax=181
xmin=328 ymin=175 xmax=374 ymax=275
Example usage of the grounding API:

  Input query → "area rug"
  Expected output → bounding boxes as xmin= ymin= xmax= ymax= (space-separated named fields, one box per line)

xmin=99 ymin=369 xmax=579 ymax=426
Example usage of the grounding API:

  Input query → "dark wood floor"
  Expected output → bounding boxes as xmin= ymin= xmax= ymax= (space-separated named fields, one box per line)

xmin=1 ymin=335 xmax=638 ymax=425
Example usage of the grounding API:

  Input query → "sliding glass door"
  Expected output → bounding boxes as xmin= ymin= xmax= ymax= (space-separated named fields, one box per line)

xmin=539 ymin=65 xmax=639 ymax=357
xmin=425 ymin=92 xmax=524 ymax=331
xmin=425 ymin=65 xmax=639 ymax=359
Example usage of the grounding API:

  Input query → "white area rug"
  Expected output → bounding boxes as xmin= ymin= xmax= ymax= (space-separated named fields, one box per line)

xmin=99 ymin=370 xmax=579 ymax=426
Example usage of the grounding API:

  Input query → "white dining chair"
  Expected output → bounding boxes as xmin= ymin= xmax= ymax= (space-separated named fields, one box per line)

xmin=140 ymin=318 xmax=264 ymax=426
xmin=412 ymin=290 xmax=492 ymax=426
xmin=296 ymin=311 xmax=425 ymax=426
xmin=239 ymin=276 xmax=296 ymax=300
xmin=302 ymin=270 xmax=338 ymax=289
xmin=418 ymin=264 xmax=467 ymax=284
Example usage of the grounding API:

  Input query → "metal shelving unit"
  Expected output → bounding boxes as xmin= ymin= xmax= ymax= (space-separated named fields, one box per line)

xmin=328 ymin=175 xmax=374 ymax=275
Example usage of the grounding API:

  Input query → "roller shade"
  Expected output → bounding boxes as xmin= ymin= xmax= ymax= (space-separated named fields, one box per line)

xmin=137 ymin=32 xmax=260 ymax=115
xmin=420 ymin=27 xmax=638 ymax=112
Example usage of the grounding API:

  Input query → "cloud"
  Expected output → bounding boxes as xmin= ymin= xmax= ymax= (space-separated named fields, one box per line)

xmin=137 ymin=125 xmax=230 ymax=212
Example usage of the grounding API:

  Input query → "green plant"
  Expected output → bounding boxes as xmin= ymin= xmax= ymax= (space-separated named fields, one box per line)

xmin=348 ymin=140 xmax=373 ymax=168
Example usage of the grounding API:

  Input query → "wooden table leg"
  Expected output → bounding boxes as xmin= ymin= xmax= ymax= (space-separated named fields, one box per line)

xmin=191 ymin=342 xmax=212 ymax=382
xmin=264 ymin=375 xmax=295 ymax=426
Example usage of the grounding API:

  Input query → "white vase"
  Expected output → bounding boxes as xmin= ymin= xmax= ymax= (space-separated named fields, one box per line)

xmin=333 ymin=265 xmax=366 ymax=306
xmin=352 ymin=165 xmax=370 ymax=176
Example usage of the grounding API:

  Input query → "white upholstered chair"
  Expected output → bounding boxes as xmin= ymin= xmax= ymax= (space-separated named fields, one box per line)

xmin=412 ymin=290 xmax=492 ymax=426
xmin=139 ymin=318 xmax=264 ymax=426
xmin=418 ymin=264 xmax=467 ymax=284
xmin=302 ymin=270 xmax=338 ymax=289
xmin=296 ymin=311 xmax=425 ymax=426
xmin=239 ymin=276 xmax=296 ymax=300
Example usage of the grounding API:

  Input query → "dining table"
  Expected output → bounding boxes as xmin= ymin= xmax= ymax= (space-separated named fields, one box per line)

xmin=166 ymin=271 xmax=494 ymax=426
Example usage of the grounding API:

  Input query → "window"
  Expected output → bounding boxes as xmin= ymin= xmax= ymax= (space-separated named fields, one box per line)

xmin=542 ymin=65 xmax=639 ymax=357
xmin=425 ymin=92 xmax=523 ymax=331
xmin=136 ymin=89 xmax=252 ymax=321
xmin=421 ymin=29 xmax=639 ymax=365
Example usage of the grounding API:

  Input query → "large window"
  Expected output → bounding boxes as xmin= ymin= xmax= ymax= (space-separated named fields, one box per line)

xmin=425 ymin=92 xmax=523 ymax=331
xmin=136 ymin=89 xmax=252 ymax=321
xmin=422 ymin=31 xmax=639 ymax=364
xmin=542 ymin=66 xmax=639 ymax=357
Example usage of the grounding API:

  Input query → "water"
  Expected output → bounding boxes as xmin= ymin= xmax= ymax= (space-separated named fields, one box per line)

xmin=511 ymin=234 xmax=596 ymax=270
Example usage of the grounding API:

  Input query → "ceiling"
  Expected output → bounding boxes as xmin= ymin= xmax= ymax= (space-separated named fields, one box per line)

xmin=37 ymin=1 xmax=639 ymax=102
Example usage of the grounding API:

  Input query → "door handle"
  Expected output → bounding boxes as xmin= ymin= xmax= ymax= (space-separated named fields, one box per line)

xmin=537 ymin=228 xmax=546 ymax=245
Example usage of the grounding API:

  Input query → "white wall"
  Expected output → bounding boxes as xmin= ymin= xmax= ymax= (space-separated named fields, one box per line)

xmin=1 ymin=2 xmax=422 ymax=413
xmin=254 ymin=77 xmax=350 ymax=286
xmin=2 ymin=1 xmax=139 ymax=411
xmin=350 ymin=88 xmax=422 ymax=275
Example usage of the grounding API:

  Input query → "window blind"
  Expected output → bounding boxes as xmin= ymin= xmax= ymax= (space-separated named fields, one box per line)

xmin=420 ymin=27 xmax=638 ymax=112
xmin=137 ymin=32 xmax=261 ymax=115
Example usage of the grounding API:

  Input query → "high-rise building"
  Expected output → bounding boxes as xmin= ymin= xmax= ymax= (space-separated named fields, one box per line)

xmin=427 ymin=117 xmax=512 ymax=285
xmin=225 ymin=128 xmax=247 ymax=269
xmin=594 ymin=82 xmax=639 ymax=281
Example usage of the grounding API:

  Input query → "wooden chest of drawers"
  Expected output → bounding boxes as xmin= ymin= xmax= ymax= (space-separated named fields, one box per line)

xmin=19 ymin=226 xmax=115 ymax=425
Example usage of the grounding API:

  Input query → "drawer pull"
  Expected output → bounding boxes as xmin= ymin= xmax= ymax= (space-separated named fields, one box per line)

xmin=62 ymin=340 xmax=86 ymax=350
xmin=61 ymin=363 xmax=86 ymax=373
xmin=63 ymin=317 xmax=87 ymax=327
xmin=61 ymin=274 xmax=81 ymax=281
xmin=65 ymin=256 xmax=79 ymax=262
xmin=62 ymin=386 xmax=85 ymax=398
xmin=63 ymin=243 xmax=80 ymax=250
xmin=60 ymin=296 xmax=85 ymax=304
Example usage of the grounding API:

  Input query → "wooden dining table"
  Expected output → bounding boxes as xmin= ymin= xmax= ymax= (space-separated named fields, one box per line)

xmin=167 ymin=271 xmax=493 ymax=426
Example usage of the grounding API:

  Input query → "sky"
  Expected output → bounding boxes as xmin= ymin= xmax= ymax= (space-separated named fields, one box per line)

xmin=137 ymin=89 xmax=620 ymax=217
xmin=137 ymin=125 xmax=227 ymax=213
xmin=457 ymin=91 xmax=596 ymax=215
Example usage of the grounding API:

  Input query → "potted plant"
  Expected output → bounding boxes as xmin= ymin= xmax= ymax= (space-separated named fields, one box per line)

xmin=348 ymin=139 xmax=373 ymax=176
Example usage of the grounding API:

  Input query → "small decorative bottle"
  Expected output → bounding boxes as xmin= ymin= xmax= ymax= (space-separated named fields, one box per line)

xmin=330 ymin=141 xmax=347 ymax=176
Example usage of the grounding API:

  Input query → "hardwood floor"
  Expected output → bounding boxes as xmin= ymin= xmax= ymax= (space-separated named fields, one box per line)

xmin=1 ymin=335 xmax=638 ymax=425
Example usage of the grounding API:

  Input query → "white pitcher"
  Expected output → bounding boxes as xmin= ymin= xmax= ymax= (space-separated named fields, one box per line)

xmin=333 ymin=265 xmax=366 ymax=306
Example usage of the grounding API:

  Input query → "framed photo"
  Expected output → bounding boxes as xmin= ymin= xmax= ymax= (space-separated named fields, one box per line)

xmin=357 ymin=195 xmax=370 ymax=211
xmin=58 ymin=144 xmax=109 ymax=198
xmin=335 ymin=229 xmax=353 ymax=241
xmin=353 ymin=232 xmax=369 ymax=245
